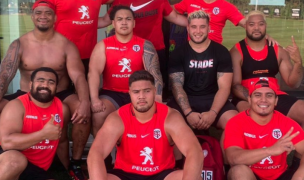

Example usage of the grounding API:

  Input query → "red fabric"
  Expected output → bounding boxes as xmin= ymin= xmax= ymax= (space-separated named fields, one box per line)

xmin=19 ymin=93 xmax=63 ymax=170
xmin=248 ymin=79 xmax=278 ymax=96
xmin=51 ymin=0 xmax=107 ymax=59
xmin=174 ymin=0 xmax=244 ymax=44
xmin=103 ymin=35 xmax=145 ymax=93
xmin=197 ymin=135 xmax=225 ymax=180
xmin=110 ymin=0 xmax=173 ymax=50
xmin=241 ymin=77 xmax=286 ymax=95
xmin=115 ymin=103 xmax=175 ymax=175
xmin=32 ymin=0 xmax=56 ymax=12
xmin=236 ymin=40 xmax=279 ymax=61
xmin=224 ymin=110 xmax=304 ymax=180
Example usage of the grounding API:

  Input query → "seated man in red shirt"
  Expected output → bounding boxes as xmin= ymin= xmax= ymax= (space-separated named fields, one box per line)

xmin=0 ymin=67 xmax=69 ymax=180
xmin=88 ymin=70 xmax=203 ymax=180
xmin=224 ymin=79 xmax=304 ymax=180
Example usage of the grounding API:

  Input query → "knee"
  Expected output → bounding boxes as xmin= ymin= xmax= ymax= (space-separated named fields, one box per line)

xmin=228 ymin=165 xmax=255 ymax=180
xmin=0 ymin=151 xmax=28 ymax=172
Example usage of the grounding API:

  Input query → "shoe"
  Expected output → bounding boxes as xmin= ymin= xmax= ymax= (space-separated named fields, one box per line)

xmin=69 ymin=164 xmax=87 ymax=180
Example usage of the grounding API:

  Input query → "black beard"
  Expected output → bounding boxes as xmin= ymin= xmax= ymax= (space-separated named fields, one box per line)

xmin=246 ymin=31 xmax=266 ymax=41
xmin=30 ymin=87 xmax=55 ymax=103
xmin=37 ymin=26 xmax=50 ymax=32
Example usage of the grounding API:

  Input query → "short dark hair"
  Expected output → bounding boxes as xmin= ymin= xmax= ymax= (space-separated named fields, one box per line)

xmin=31 ymin=67 xmax=59 ymax=85
xmin=109 ymin=5 xmax=135 ymax=20
xmin=129 ymin=70 xmax=155 ymax=87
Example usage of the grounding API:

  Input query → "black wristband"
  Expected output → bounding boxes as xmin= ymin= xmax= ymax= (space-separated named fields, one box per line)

xmin=185 ymin=110 xmax=193 ymax=118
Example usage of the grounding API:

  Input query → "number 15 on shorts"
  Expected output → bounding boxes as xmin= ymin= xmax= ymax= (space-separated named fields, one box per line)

xmin=201 ymin=170 xmax=213 ymax=180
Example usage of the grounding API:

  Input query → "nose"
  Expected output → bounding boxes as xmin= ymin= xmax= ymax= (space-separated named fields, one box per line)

xmin=138 ymin=91 xmax=145 ymax=99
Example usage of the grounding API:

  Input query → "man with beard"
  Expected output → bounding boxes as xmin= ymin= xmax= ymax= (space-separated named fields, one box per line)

xmin=168 ymin=10 xmax=237 ymax=140
xmin=0 ymin=67 xmax=69 ymax=180
xmin=224 ymin=80 xmax=304 ymax=180
xmin=230 ymin=11 xmax=304 ymax=168
xmin=230 ymin=11 xmax=304 ymax=131
xmin=0 ymin=0 xmax=91 ymax=175
xmin=87 ymin=70 xmax=203 ymax=180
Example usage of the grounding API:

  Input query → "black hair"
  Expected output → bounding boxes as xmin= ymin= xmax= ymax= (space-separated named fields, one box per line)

xmin=109 ymin=5 xmax=135 ymax=20
xmin=30 ymin=67 xmax=59 ymax=85
xmin=129 ymin=70 xmax=155 ymax=87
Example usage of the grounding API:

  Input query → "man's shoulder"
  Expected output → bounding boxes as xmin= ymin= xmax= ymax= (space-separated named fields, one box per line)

xmin=227 ymin=111 xmax=248 ymax=126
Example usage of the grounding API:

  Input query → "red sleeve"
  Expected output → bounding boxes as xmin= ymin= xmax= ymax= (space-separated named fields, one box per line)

xmin=224 ymin=115 xmax=246 ymax=149
xmin=163 ymin=0 xmax=173 ymax=16
xmin=235 ymin=42 xmax=243 ymax=61
xmin=101 ymin=0 xmax=110 ymax=4
xmin=225 ymin=2 xmax=244 ymax=26
xmin=173 ymin=0 xmax=187 ymax=14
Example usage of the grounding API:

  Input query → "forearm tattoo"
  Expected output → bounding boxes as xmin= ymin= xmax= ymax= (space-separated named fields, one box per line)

xmin=0 ymin=39 xmax=20 ymax=98
xmin=143 ymin=40 xmax=163 ymax=95
xmin=233 ymin=84 xmax=249 ymax=99
xmin=217 ymin=72 xmax=224 ymax=80
xmin=170 ymin=72 xmax=191 ymax=113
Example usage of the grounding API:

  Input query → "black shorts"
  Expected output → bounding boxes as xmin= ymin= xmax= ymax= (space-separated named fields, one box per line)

xmin=0 ymin=147 xmax=53 ymax=180
xmin=254 ymin=167 xmax=296 ymax=180
xmin=107 ymin=169 xmax=175 ymax=180
xmin=99 ymin=89 xmax=131 ymax=109
xmin=232 ymin=94 xmax=298 ymax=116
xmin=3 ymin=89 xmax=74 ymax=102
xmin=167 ymin=94 xmax=237 ymax=126
xmin=82 ymin=58 xmax=90 ymax=79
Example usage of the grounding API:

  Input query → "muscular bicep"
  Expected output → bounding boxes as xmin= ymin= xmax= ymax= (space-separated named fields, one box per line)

xmin=90 ymin=112 xmax=124 ymax=158
xmin=0 ymin=39 xmax=21 ymax=94
xmin=230 ymin=46 xmax=243 ymax=85
xmin=169 ymin=72 xmax=184 ymax=88
xmin=217 ymin=72 xmax=233 ymax=90
xmin=278 ymin=47 xmax=293 ymax=83
xmin=143 ymin=40 xmax=163 ymax=95
xmin=89 ymin=41 xmax=106 ymax=75
xmin=0 ymin=100 xmax=24 ymax=143
xmin=65 ymin=42 xmax=86 ymax=81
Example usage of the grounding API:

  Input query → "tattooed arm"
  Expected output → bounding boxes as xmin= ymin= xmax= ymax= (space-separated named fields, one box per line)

xmin=143 ymin=40 xmax=163 ymax=103
xmin=0 ymin=39 xmax=21 ymax=101
xmin=169 ymin=72 xmax=201 ymax=128
xmin=230 ymin=45 xmax=249 ymax=101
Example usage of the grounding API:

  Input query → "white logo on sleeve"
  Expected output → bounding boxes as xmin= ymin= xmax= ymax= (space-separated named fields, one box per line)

xmin=130 ymin=0 xmax=154 ymax=11
xmin=119 ymin=58 xmax=132 ymax=72
xmin=140 ymin=147 xmax=154 ymax=165
xmin=79 ymin=5 xmax=90 ymax=19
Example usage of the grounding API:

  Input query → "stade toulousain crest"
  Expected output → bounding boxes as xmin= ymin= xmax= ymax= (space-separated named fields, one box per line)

xmin=272 ymin=129 xmax=282 ymax=139
xmin=154 ymin=129 xmax=162 ymax=139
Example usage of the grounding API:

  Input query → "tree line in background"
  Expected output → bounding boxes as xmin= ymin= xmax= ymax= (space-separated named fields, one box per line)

xmin=169 ymin=0 xmax=303 ymax=19
xmin=227 ymin=0 xmax=303 ymax=19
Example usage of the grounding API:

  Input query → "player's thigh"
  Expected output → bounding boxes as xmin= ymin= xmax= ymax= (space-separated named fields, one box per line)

xmin=0 ymin=150 xmax=27 ymax=171
xmin=164 ymin=170 xmax=183 ymax=180
xmin=107 ymin=173 xmax=121 ymax=180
